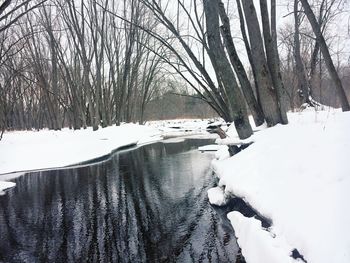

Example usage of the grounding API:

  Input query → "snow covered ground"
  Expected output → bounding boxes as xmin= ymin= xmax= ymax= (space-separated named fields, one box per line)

xmin=146 ymin=118 xmax=225 ymax=138
xmin=210 ymin=109 xmax=350 ymax=263
xmin=0 ymin=124 xmax=162 ymax=175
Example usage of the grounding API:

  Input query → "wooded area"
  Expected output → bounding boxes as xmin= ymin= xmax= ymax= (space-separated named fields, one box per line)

xmin=0 ymin=0 xmax=349 ymax=139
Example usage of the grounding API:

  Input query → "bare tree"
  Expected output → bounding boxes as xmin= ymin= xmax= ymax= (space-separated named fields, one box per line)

xmin=131 ymin=0 xmax=239 ymax=122
xmin=0 ymin=0 xmax=48 ymax=33
xmin=203 ymin=0 xmax=252 ymax=138
xmin=218 ymin=0 xmax=265 ymax=127
xmin=240 ymin=0 xmax=286 ymax=126
xmin=260 ymin=0 xmax=288 ymax=124
xmin=294 ymin=0 xmax=312 ymax=105
xmin=300 ymin=0 xmax=350 ymax=111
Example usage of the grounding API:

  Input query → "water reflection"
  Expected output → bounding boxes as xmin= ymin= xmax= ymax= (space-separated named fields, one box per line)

xmin=0 ymin=139 xmax=238 ymax=262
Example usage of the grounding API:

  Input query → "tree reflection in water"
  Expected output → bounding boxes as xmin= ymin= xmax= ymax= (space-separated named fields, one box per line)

xmin=0 ymin=139 xmax=239 ymax=262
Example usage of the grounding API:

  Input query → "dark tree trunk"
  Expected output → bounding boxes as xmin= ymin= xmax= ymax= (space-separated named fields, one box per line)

xmin=203 ymin=0 xmax=253 ymax=139
xmin=236 ymin=0 xmax=260 ymax=104
xmin=309 ymin=41 xmax=320 ymax=97
xmin=294 ymin=0 xmax=311 ymax=106
xmin=218 ymin=0 xmax=265 ymax=127
xmin=260 ymin=0 xmax=288 ymax=124
xmin=45 ymin=8 xmax=61 ymax=130
xmin=241 ymin=0 xmax=282 ymax=126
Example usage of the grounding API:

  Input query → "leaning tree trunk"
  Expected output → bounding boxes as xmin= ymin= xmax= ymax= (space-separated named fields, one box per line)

xmin=218 ymin=0 xmax=265 ymax=127
xmin=294 ymin=0 xmax=311 ymax=105
xmin=300 ymin=0 xmax=350 ymax=111
xmin=203 ymin=0 xmax=253 ymax=139
xmin=241 ymin=0 xmax=282 ymax=126
xmin=309 ymin=0 xmax=325 ymax=97
xmin=260 ymin=0 xmax=288 ymax=124
xmin=236 ymin=0 xmax=261 ymax=105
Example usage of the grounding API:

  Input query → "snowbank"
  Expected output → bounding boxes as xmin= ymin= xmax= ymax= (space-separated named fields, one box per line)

xmin=0 ymin=124 xmax=162 ymax=176
xmin=228 ymin=212 xmax=298 ymax=263
xmin=207 ymin=186 xmax=228 ymax=206
xmin=147 ymin=118 xmax=217 ymax=138
xmin=0 ymin=181 xmax=16 ymax=195
xmin=211 ymin=110 xmax=350 ymax=263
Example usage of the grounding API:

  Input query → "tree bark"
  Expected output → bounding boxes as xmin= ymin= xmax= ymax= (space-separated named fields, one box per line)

xmin=300 ymin=0 xmax=350 ymax=111
xmin=294 ymin=0 xmax=311 ymax=105
xmin=260 ymin=0 xmax=288 ymax=124
xmin=236 ymin=0 xmax=260 ymax=104
xmin=203 ymin=0 xmax=253 ymax=139
xmin=241 ymin=0 xmax=282 ymax=126
xmin=43 ymin=7 xmax=61 ymax=130
xmin=218 ymin=0 xmax=265 ymax=127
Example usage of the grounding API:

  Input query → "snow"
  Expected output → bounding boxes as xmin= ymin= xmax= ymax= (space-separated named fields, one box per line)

xmin=207 ymin=186 xmax=229 ymax=206
xmin=214 ymin=145 xmax=230 ymax=161
xmin=210 ymin=109 xmax=350 ymax=263
xmin=146 ymin=118 xmax=216 ymax=138
xmin=228 ymin=212 xmax=299 ymax=263
xmin=223 ymin=116 xmax=268 ymax=139
xmin=0 ymin=181 xmax=16 ymax=195
xmin=215 ymin=136 xmax=255 ymax=146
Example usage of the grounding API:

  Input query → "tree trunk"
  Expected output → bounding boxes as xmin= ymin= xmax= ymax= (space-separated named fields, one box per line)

xmin=294 ymin=0 xmax=311 ymax=106
xmin=204 ymin=0 xmax=253 ymax=139
xmin=44 ymin=7 xmax=61 ymax=130
xmin=300 ymin=0 xmax=350 ymax=111
xmin=218 ymin=0 xmax=265 ymax=127
xmin=241 ymin=0 xmax=282 ymax=126
xmin=260 ymin=0 xmax=288 ymax=124
xmin=236 ymin=0 xmax=260 ymax=104
xmin=309 ymin=41 xmax=320 ymax=97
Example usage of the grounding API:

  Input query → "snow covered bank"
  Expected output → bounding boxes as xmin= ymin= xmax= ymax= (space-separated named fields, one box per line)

xmin=207 ymin=186 xmax=228 ymax=206
xmin=211 ymin=110 xmax=350 ymax=263
xmin=147 ymin=118 xmax=224 ymax=138
xmin=228 ymin=212 xmax=299 ymax=263
xmin=0 ymin=124 xmax=163 ymax=191
xmin=0 ymin=181 xmax=16 ymax=195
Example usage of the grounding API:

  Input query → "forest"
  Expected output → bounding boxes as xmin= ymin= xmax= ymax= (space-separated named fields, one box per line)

xmin=0 ymin=0 xmax=349 ymax=138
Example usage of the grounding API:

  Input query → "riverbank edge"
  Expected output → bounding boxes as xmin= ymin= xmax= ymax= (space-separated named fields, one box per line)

xmin=208 ymin=110 xmax=350 ymax=263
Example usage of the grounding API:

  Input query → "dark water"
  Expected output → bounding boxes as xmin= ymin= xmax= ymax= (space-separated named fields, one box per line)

xmin=0 ymin=139 xmax=239 ymax=263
